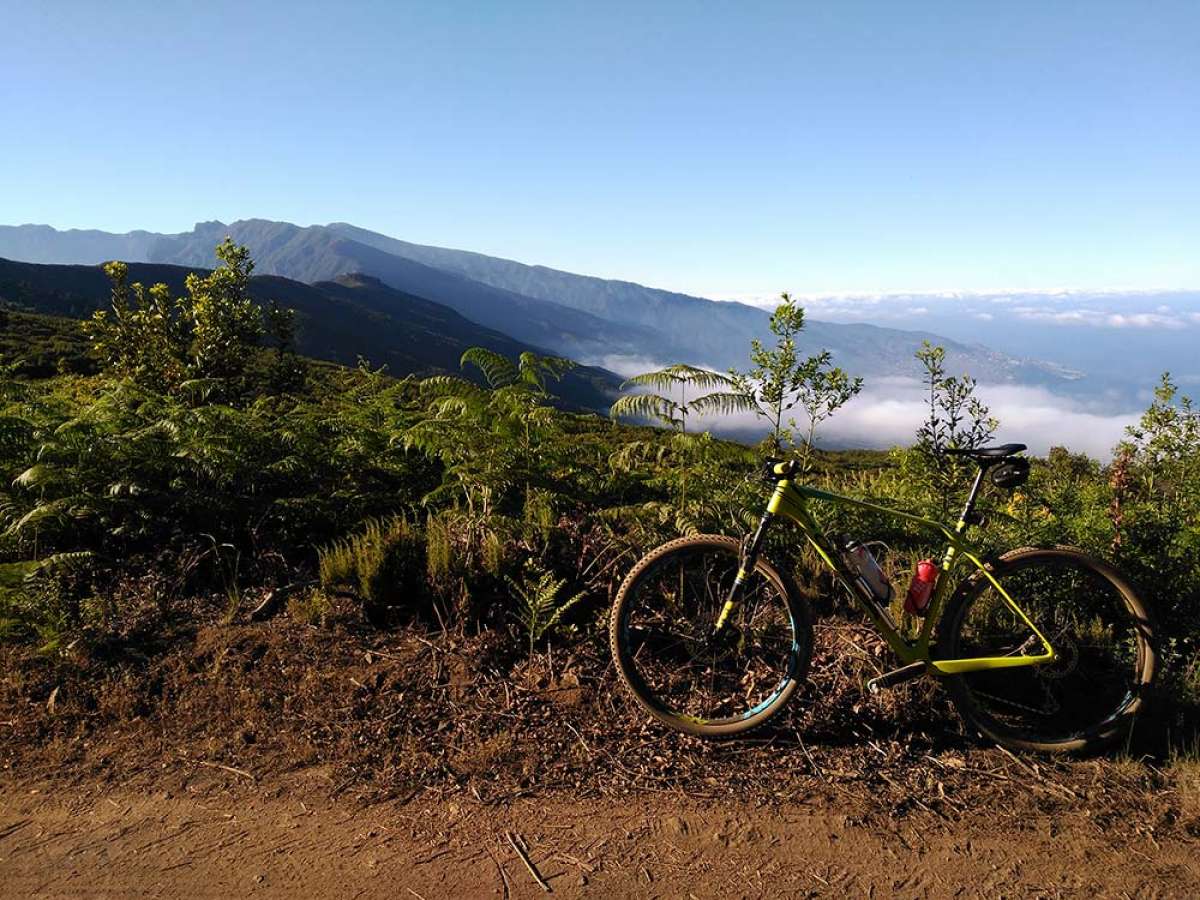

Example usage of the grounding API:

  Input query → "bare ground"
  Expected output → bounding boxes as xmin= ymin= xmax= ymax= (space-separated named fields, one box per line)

xmin=2 ymin=770 xmax=1198 ymax=899
xmin=3 ymin=611 xmax=1200 ymax=897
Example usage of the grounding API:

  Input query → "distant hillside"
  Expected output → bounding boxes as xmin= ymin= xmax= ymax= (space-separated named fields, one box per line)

xmin=0 ymin=220 xmax=1084 ymax=389
xmin=0 ymin=224 xmax=161 ymax=266
xmin=148 ymin=220 xmax=662 ymax=362
xmin=0 ymin=307 xmax=94 ymax=377
xmin=0 ymin=257 xmax=621 ymax=410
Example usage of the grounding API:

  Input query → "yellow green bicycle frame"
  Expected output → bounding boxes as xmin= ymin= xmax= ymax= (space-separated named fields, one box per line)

xmin=718 ymin=475 xmax=1056 ymax=676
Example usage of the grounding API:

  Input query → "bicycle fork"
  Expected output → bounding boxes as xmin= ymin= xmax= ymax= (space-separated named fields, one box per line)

xmin=710 ymin=511 xmax=773 ymax=637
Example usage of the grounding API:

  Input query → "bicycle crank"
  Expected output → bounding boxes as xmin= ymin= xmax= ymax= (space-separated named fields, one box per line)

xmin=866 ymin=661 xmax=928 ymax=694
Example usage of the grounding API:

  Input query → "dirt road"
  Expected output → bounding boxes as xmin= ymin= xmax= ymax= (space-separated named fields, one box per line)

xmin=3 ymin=770 xmax=1197 ymax=899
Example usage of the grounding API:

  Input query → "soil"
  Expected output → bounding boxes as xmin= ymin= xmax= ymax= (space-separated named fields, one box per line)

xmin=3 ymin=774 xmax=1198 ymax=898
xmin=3 ymin=607 xmax=1200 ymax=897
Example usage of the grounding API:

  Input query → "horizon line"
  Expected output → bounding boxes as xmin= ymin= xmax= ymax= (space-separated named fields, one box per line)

xmin=5 ymin=219 xmax=1197 ymax=302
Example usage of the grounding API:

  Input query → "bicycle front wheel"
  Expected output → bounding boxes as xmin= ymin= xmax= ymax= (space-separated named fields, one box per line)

xmin=609 ymin=534 xmax=813 ymax=738
xmin=939 ymin=546 xmax=1157 ymax=753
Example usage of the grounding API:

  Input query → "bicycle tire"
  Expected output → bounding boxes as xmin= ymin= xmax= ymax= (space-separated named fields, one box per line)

xmin=938 ymin=546 xmax=1157 ymax=754
xmin=609 ymin=534 xmax=813 ymax=738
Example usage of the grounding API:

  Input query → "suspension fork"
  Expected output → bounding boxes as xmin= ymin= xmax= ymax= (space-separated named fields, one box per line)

xmin=711 ymin=511 xmax=774 ymax=636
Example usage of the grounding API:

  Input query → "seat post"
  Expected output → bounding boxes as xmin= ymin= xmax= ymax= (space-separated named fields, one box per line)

xmin=956 ymin=464 xmax=989 ymax=533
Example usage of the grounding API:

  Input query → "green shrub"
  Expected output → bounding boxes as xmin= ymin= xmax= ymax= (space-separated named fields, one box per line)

xmin=288 ymin=586 xmax=334 ymax=626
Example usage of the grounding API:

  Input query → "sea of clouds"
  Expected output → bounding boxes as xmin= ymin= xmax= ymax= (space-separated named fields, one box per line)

xmin=594 ymin=358 xmax=1140 ymax=460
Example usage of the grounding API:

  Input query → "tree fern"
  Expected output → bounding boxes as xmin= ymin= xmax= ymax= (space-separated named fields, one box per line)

xmin=461 ymin=347 xmax=518 ymax=389
xmin=609 ymin=394 xmax=683 ymax=430
xmin=688 ymin=390 xmax=757 ymax=418
xmin=610 ymin=363 xmax=751 ymax=432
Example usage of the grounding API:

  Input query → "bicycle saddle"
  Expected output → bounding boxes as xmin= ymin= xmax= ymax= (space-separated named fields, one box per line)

xmin=942 ymin=443 xmax=1026 ymax=459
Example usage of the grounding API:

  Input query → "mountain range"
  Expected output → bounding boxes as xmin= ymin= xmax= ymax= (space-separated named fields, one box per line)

xmin=0 ymin=220 xmax=1089 ymax=407
xmin=0 ymin=256 xmax=619 ymax=409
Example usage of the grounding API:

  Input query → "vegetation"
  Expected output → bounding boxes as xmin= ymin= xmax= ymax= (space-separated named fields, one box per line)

xmin=507 ymin=559 xmax=587 ymax=655
xmin=724 ymin=293 xmax=862 ymax=461
xmin=609 ymin=364 xmax=745 ymax=432
xmin=0 ymin=242 xmax=1196 ymax=761
xmin=0 ymin=308 xmax=94 ymax=377
xmin=85 ymin=239 xmax=303 ymax=399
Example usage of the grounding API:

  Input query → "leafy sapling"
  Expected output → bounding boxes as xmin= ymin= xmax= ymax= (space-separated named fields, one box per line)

xmin=727 ymin=293 xmax=862 ymax=461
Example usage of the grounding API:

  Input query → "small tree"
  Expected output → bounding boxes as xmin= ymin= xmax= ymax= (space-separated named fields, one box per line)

xmin=263 ymin=300 xmax=308 ymax=394
xmin=85 ymin=239 xmax=295 ymax=400
xmin=794 ymin=363 xmax=863 ymax=472
xmin=727 ymin=293 xmax=862 ymax=457
xmin=1117 ymin=372 xmax=1200 ymax=516
xmin=185 ymin=239 xmax=264 ymax=385
xmin=86 ymin=261 xmax=188 ymax=393
xmin=911 ymin=341 xmax=998 ymax=514
xmin=914 ymin=342 xmax=996 ymax=456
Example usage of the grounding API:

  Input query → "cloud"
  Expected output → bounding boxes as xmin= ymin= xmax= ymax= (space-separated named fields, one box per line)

xmin=721 ymin=289 xmax=1200 ymax=334
xmin=703 ymin=379 xmax=1138 ymax=460
xmin=1008 ymin=306 xmax=1193 ymax=329
xmin=1104 ymin=312 xmax=1189 ymax=330
xmin=585 ymin=354 xmax=669 ymax=378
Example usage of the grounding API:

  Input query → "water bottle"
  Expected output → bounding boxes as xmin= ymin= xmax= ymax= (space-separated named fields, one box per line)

xmin=904 ymin=559 xmax=939 ymax=616
xmin=842 ymin=540 xmax=892 ymax=604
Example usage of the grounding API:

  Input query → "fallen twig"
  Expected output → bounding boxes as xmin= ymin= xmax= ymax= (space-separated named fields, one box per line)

xmin=996 ymin=745 xmax=1077 ymax=800
xmin=506 ymin=831 xmax=551 ymax=893
xmin=196 ymin=760 xmax=256 ymax=781
xmin=0 ymin=819 xmax=31 ymax=841
xmin=487 ymin=844 xmax=512 ymax=900
xmin=248 ymin=579 xmax=314 ymax=621
xmin=363 ymin=648 xmax=408 ymax=663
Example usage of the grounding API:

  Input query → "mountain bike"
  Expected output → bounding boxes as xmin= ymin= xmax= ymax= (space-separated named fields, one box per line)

xmin=609 ymin=444 xmax=1157 ymax=753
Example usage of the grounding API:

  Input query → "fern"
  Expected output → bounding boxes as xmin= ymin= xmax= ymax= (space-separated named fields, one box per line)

xmin=610 ymin=364 xmax=750 ymax=432
xmin=506 ymin=560 xmax=587 ymax=655
xmin=460 ymin=347 xmax=519 ymax=389
xmin=688 ymin=390 xmax=757 ymax=417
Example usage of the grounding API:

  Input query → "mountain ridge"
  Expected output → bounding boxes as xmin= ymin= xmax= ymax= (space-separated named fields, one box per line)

xmin=0 ymin=220 xmax=1085 ymax=390
xmin=0 ymin=256 xmax=622 ymax=410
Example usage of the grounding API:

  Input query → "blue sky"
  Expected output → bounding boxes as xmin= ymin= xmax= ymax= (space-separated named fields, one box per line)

xmin=4 ymin=1 xmax=1197 ymax=296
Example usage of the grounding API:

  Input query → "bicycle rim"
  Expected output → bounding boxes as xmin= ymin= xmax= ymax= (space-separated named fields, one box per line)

xmin=614 ymin=538 xmax=805 ymax=732
xmin=943 ymin=548 xmax=1154 ymax=750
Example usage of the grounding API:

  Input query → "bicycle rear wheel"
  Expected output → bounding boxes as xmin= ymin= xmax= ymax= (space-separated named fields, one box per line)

xmin=609 ymin=535 xmax=812 ymax=738
xmin=939 ymin=546 xmax=1157 ymax=753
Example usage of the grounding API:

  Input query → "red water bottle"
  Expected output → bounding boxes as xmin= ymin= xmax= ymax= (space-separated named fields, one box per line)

xmin=904 ymin=559 xmax=939 ymax=616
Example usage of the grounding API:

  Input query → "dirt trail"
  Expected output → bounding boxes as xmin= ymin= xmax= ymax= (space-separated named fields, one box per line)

xmin=2 ymin=772 xmax=1196 ymax=899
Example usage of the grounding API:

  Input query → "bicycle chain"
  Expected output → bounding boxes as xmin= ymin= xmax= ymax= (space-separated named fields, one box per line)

xmin=973 ymin=684 xmax=1059 ymax=718
xmin=967 ymin=629 xmax=1074 ymax=718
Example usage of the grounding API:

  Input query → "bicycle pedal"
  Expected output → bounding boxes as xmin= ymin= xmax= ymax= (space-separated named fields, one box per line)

xmin=866 ymin=662 xmax=928 ymax=694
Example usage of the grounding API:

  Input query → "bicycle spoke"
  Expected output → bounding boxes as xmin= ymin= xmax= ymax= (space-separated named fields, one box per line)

xmin=950 ymin=552 xmax=1146 ymax=744
xmin=619 ymin=544 xmax=800 ymax=724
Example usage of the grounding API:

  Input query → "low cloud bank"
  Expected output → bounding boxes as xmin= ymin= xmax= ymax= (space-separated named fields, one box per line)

xmin=703 ymin=379 xmax=1139 ymax=461
xmin=590 ymin=355 xmax=668 ymax=378
xmin=725 ymin=289 xmax=1200 ymax=330
xmin=587 ymin=357 xmax=1140 ymax=460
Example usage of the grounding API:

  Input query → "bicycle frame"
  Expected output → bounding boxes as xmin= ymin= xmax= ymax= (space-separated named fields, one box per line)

xmin=715 ymin=475 xmax=1057 ymax=676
